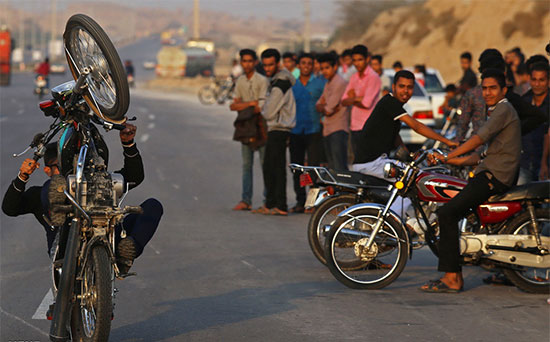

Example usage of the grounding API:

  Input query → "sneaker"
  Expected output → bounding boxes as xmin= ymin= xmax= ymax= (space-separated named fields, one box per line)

xmin=232 ymin=201 xmax=251 ymax=211
xmin=117 ymin=237 xmax=137 ymax=274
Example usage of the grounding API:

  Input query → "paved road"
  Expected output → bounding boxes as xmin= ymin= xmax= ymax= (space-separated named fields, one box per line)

xmin=1 ymin=70 xmax=549 ymax=341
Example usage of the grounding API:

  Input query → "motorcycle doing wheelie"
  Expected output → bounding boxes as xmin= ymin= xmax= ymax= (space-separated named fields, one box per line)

xmin=13 ymin=14 xmax=136 ymax=341
xmin=324 ymin=149 xmax=550 ymax=293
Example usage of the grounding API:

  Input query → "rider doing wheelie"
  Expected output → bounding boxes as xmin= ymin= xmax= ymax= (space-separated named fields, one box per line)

xmin=2 ymin=122 xmax=163 ymax=285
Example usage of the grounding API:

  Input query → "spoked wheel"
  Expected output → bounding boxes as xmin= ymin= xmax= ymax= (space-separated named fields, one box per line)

xmin=307 ymin=194 xmax=357 ymax=265
xmin=63 ymin=14 xmax=129 ymax=123
xmin=71 ymin=245 xmax=113 ymax=342
xmin=198 ymin=85 xmax=216 ymax=105
xmin=324 ymin=207 xmax=409 ymax=289
xmin=501 ymin=209 xmax=550 ymax=294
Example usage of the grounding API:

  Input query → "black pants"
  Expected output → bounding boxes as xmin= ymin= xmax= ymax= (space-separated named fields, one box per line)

xmin=350 ymin=130 xmax=362 ymax=163
xmin=263 ymin=131 xmax=289 ymax=211
xmin=289 ymin=132 xmax=324 ymax=206
xmin=437 ymin=171 xmax=507 ymax=272
xmin=115 ymin=198 xmax=163 ymax=257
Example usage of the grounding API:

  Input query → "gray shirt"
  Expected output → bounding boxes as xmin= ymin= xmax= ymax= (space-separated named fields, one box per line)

xmin=234 ymin=72 xmax=269 ymax=107
xmin=475 ymin=99 xmax=521 ymax=187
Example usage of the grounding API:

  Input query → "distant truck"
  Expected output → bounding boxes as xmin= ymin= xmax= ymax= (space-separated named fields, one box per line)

xmin=186 ymin=38 xmax=215 ymax=53
xmin=0 ymin=26 xmax=12 ymax=86
xmin=155 ymin=46 xmax=215 ymax=78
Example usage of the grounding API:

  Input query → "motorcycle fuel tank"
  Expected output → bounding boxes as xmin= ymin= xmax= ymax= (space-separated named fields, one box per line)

xmin=416 ymin=171 xmax=467 ymax=202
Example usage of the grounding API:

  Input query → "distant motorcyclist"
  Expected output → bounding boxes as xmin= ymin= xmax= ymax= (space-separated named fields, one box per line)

xmin=2 ymin=123 xmax=163 ymax=275
xmin=35 ymin=57 xmax=50 ymax=88
xmin=125 ymin=60 xmax=135 ymax=87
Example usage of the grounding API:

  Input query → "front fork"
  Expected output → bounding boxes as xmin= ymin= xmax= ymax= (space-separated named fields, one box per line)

xmin=362 ymin=188 xmax=400 ymax=249
xmin=49 ymin=218 xmax=81 ymax=342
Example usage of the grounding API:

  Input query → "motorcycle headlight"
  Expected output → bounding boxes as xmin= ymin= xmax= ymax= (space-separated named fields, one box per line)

xmin=383 ymin=162 xmax=400 ymax=179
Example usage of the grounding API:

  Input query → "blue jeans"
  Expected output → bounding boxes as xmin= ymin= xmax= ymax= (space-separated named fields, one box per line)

xmin=241 ymin=143 xmax=265 ymax=205
xmin=323 ymin=130 xmax=349 ymax=171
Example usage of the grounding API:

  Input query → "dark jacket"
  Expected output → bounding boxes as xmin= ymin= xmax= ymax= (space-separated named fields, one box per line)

xmin=2 ymin=144 xmax=144 ymax=251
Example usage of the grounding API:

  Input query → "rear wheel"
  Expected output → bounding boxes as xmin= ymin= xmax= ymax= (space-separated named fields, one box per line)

xmin=501 ymin=209 xmax=550 ymax=294
xmin=307 ymin=194 xmax=357 ymax=265
xmin=324 ymin=207 xmax=409 ymax=289
xmin=70 ymin=245 xmax=113 ymax=342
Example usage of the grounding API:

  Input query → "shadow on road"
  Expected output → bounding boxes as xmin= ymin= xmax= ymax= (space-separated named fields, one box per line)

xmin=110 ymin=281 xmax=343 ymax=341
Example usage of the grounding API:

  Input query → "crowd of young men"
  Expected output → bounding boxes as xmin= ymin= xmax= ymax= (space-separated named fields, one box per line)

xmin=230 ymin=44 xmax=550 ymax=222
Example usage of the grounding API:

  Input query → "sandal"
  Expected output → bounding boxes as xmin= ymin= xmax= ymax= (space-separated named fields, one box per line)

xmin=251 ymin=206 xmax=270 ymax=214
xmin=420 ymin=279 xmax=463 ymax=293
xmin=233 ymin=201 xmax=251 ymax=211
xmin=268 ymin=208 xmax=288 ymax=216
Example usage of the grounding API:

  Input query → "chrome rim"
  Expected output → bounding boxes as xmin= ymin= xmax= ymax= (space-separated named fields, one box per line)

xmin=316 ymin=201 xmax=353 ymax=250
xmin=68 ymin=27 xmax=117 ymax=110
xmin=331 ymin=213 xmax=402 ymax=284
xmin=80 ymin=260 xmax=97 ymax=337
xmin=512 ymin=218 xmax=550 ymax=285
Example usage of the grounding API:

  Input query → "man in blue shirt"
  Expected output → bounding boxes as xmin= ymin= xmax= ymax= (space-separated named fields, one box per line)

xmin=289 ymin=52 xmax=327 ymax=213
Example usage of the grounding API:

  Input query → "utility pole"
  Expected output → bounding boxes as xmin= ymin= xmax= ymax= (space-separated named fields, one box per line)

xmin=193 ymin=0 xmax=200 ymax=39
xmin=303 ymin=0 xmax=311 ymax=52
xmin=50 ymin=0 xmax=56 ymax=58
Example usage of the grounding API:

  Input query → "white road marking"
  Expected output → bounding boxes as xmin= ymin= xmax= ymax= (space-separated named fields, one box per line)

xmin=193 ymin=196 xmax=198 ymax=201
xmin=32 ymin=289 xmax=54 ymax=320
xmin=148 ymin=242 xmax=161 ymax=255
xmin=155 ymin=168 xmax=166 ymax=181
xmin=147 ymin=122 xmax=155 ymax=129
xmin=139 ymin=133 xmax=150 ymax=143
xmin=0 ymin=306 xmax=49 ymax=337
xmin=241 ymin=260 xmax=264 ymax=274
xmin=17 ymin=108 xmax=24 ymax=115
xmin=172 ymin=183 xmax=180 ymax=189
xmin=148 ymin=114 xmax=156 ymax=120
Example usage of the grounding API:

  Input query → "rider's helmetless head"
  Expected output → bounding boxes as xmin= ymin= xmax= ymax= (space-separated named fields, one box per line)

xmin=392 ymin=70 xmax=415 ymax=104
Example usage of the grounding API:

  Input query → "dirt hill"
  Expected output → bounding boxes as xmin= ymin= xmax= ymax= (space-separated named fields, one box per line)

xmin=332 ymin=0 xmax=550 ymax=84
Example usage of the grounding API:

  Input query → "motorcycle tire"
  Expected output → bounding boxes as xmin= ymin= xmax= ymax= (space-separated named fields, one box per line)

xmin=64 ymin=14 xmax=129 ymax=123
xmin=198 ymin=85 xmax=216 ymax=105
xmin=501 ymin=208 xmax=550 ymax=294
xmin=324 ymin=207 xmax=409 ymax=290
xmin=70 ymin=245 xmax=113 ymax=342
xmin=307 ymin=194 xmax=357 ymax=265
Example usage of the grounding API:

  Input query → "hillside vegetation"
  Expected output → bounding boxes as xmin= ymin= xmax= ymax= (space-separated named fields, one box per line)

xmin=331 ymin=0 xmax=550 ymax=83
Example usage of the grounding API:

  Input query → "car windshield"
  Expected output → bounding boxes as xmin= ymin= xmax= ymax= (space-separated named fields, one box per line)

xmin=389 ymin=76 xmax=425 ymax=97
xmin=424 ymin=73 xmax=444 ymax=93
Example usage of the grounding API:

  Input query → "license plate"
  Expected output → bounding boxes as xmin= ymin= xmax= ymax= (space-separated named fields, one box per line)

xmin=305 ymin=188 xmax=320 ymax=208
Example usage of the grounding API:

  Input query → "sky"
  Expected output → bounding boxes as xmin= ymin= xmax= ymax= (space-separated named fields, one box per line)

xmin=9 ymin=0 xmax=338 ymax=21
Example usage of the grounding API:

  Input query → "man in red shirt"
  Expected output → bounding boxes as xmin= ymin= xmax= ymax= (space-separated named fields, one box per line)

xmin=341 ymin=45 xmax=381 ymax=159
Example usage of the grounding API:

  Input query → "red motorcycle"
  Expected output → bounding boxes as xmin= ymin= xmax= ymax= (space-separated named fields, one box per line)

xmin=324 ymin=149 xmax=550 ymax=293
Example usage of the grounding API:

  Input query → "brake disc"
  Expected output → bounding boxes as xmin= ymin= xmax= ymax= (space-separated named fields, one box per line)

xmin=354 ymin=238 xmax=378 ymax=261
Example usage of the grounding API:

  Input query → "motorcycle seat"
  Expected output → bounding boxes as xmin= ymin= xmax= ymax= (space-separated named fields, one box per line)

xmin=487 ymin=180 xmax=550 ymax=203
xmin=328 ymin=169 xmax=391 ymax=188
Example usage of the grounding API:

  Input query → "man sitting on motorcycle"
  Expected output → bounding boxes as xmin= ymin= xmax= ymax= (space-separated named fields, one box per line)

xmin=2 ymin=123 xmax=163 ymax=275
xmin=351 ymin=70 xmax=457 ymax=217
xmin=422 ymin=68 xmax=521 ymax=293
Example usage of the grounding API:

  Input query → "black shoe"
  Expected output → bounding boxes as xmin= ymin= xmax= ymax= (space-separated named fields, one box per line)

xmin=117 ymin=237 xmax=137 ymax=274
